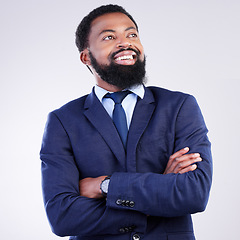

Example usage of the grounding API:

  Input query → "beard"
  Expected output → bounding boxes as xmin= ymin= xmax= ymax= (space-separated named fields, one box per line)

xmin=88 ymin=49 xmax=146 ymax=89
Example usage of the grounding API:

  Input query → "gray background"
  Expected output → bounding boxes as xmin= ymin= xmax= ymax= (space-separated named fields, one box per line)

xmin=1 ymin=0 xmax=239 ymax=239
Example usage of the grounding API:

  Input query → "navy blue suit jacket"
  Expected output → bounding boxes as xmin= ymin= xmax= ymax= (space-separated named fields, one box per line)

xmin=40 ymin=86 xmax=212 ymax=240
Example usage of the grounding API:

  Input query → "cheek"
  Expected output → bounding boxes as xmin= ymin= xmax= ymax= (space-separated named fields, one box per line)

xmin=92 ymin=46 xmax=113 ymax=62
xmin=135 ymin=42 xmax=144 ymax=57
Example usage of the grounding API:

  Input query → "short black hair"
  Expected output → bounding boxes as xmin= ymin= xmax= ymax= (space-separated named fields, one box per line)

xmin=75 ymin=4 xmax=138 ymax=52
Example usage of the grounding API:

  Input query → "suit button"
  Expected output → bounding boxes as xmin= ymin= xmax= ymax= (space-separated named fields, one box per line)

xmin=116 ymin=199 xmax=122 ymax=205
xmin=128 ymin=225 xmax=136 ymax=231
xmin=129 ymin=201 xmax=135 ymax=207
xmin=125 ymin=200 xmax=130 ymax=206
xmin=119 ymin=228 xmax=125 ymax=233
xmin=121 ymin=199 xmax=126 ymax=206
xmin=132 ymin=233 xmax=140 ymax=240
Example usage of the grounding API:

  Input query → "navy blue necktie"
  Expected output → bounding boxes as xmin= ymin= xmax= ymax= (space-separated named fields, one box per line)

xmin=105 ymin=91 xmax=130 ymax=148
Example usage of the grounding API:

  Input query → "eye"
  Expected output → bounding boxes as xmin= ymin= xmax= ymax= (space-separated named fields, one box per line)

xmin=128 ymin=33 xmax=138 ymax=38
xmin=103 ymin=35 xmax=116 ymax=41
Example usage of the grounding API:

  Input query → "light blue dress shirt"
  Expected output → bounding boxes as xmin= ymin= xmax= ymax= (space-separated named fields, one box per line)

xmin=94 ymin=84 xmax=145 ymax=129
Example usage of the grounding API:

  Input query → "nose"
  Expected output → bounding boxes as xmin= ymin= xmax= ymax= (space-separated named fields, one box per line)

xmin=117 ymin=42 xmax=132 ymax=48
xmin=116 ymin=38 xmax=132 ymax=48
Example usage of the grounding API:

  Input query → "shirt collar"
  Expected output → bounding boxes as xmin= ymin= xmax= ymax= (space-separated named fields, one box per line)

xmin=94 ymin=84 xmax=145 ymax=103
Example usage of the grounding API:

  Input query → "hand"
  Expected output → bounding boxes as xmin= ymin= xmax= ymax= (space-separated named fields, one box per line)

xmin=163 ymin=147 xmax=202 ymax=174
xmin=79 ymin=175 xmax=107 ymax=198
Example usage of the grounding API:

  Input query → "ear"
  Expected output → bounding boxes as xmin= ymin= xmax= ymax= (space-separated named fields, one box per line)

xmin=80 ymin=49 xmax=91 ymax=65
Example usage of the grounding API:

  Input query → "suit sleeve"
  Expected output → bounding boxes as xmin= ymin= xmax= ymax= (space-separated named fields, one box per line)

xmin=106 ymin=95 xmax=213 ymax=217
xmin=40 ymin=112 xmax=147 ymax=237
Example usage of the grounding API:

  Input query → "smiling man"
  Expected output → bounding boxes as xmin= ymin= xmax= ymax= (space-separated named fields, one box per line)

xmin=80 ymin=11 xmax=146 ymax=91
xmin=40 ymin=4 xmax=212 ymax=240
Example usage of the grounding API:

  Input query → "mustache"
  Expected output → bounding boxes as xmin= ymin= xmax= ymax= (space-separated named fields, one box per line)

xmin=111 ymin=47 xmax=140 ymax=60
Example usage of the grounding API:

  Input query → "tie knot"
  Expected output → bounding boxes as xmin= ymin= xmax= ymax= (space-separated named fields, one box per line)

xmin=105 ymin=91 xmax=130 ymax=104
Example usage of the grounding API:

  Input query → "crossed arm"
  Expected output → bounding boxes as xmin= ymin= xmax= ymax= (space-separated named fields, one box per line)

xmin=79 ymin=147 xmax=202 ymax=199
xmin=41 ymin=94 xmax=212 ymax=236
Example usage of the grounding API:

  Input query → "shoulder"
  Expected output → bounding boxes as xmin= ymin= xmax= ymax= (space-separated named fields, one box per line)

xmin=146 ymin=86 xmax=193 ymax=103
xmin=50 ymin=93 xmax=90 ymax=121
xmin=145 ymin=86 xmax=200 ymax=116
xmin=146 ymin=86 xmax=188 ymax=97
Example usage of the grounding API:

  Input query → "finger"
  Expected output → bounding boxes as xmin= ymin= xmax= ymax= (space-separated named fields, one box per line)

xmin=176 ymin=153 xmax=201 ymax=162
xmin=179 ymin=164 xmax=197 ymax=174
xmin=169 ymin=147 xmax=190 ymax=162
xmin=166 ymin=147 xmax=190 ymax=172
xmin=173 ymin=157 xmax=202 ymax=173
xmin=168 ymin=150 xmax=199 ymax=174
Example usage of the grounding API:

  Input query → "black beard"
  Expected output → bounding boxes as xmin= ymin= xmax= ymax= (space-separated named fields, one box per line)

xmin=89 ymin=50 xmax=146 ymax=89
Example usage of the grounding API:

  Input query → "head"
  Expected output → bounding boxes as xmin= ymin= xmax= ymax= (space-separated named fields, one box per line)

xmin=75 ymin=5 xmax=146 ymax=91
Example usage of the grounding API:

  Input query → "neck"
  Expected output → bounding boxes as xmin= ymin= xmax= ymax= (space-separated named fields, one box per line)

xmin=95 ymin=76 xmax=123 ymax=92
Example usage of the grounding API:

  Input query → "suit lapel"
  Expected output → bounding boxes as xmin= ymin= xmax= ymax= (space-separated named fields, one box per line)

xmin=84 ymin=89 xmax=126 ymax=164
xmin=126 ymin=87 xmax=156 ymax=172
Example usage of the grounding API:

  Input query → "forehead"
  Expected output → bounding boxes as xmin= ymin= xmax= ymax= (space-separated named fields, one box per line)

xmin=89 ymin=12 xmax=137 ymax=36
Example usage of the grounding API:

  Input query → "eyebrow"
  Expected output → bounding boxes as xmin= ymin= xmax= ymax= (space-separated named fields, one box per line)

xmin=99 ymin=26 xmax=137 ymax=36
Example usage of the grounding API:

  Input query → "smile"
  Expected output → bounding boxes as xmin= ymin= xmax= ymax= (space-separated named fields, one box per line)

xmin=115 ymin=55 xmax=134 ymax=61
xmin=113 ymin=50 xmax=137 ymax=65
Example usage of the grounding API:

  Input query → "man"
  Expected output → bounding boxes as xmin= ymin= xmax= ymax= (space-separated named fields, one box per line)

xmin=40 ymin=4 xmax=212 ymax=240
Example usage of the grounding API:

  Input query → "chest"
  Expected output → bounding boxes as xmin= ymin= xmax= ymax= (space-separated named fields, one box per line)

xmin=69 ymin=112 xmax=176 ymax=178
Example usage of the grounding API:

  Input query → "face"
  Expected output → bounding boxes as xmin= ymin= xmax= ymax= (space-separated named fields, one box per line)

xmin=81 ymin=12 xmax=146 ymax=91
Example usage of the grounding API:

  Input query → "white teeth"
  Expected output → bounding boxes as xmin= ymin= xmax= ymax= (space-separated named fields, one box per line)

xmin=115 ymin=55 xmax=134 ymax=61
